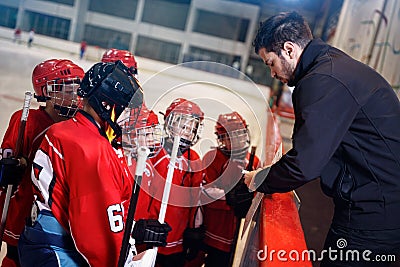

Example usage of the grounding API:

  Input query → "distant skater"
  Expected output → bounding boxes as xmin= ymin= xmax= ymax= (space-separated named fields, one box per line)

xmin=13 ymin=28 xmax=21 ymax=44
xmin=27 ymin=29 xmax=34 ymax=48
xmin=80 ymin=40 xmax=87 ymax=59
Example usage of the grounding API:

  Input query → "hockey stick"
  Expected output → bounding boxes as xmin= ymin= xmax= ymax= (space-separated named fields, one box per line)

xmin=118 ymin=146 xmax=150 ymax=267
xmin=229 ymin=146 xmax=257 ymax=266
xmin=0 ymin=92 xmax=32 ymax=248
xmin=137 ymin=135 xmax=180 ymax=267
xmin=158 ymin=135 xmax=180 ymax=223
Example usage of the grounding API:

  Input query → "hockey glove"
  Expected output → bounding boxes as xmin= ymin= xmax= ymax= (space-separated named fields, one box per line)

xmin=0 ymin=157 xmax=26 ymax=187
xmin=132 ymin=219 xmax=171 ymax=247
xmin=226 ymin=181 xmax=253 ymax=218
xmin=183 ymin=225 xmax=205 ymax=261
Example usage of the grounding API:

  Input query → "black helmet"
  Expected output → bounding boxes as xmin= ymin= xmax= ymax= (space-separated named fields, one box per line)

xmin=78 ymin=61 xmax=143 ymax=138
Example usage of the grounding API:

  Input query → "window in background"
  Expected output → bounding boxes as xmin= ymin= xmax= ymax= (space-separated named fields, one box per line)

xmin=24 ymin=11 xmax=70 ymax=40
xmin=136 ymin=36 xmax=181 ymax=64
xmin=89 ymin=0 xmax=137 ymax=20
xmin=142 ymin=0 xmax=190 ymax=30
xmin=186 ymin=46 xmax=233 ymax=65
xmin=39 ymin=0 xmax=75 ymax=6
xmin=0 ymin=5 xmax=17 ymax=29
xmin=183 ymin=46 xmax=244 ymax=78
xmin=193 ymin=10 xmax=249 ymax=42
xmin=84 ymin=24 xmax=131 ymax=50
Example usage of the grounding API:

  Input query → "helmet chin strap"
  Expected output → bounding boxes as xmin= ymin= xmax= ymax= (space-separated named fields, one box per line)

xmin=34 ymin=94 xmax=50 ymax=102
xmin=53 ymin=104 xmax=79 ymax=118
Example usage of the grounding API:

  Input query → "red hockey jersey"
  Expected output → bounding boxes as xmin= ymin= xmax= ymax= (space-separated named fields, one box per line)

xmin=31 ymin=111 xmax=134 ymax=266
xmin=127 ymin=159 xmax=156 ymax=221
xmin=202 ymin=149 xmax=259 ymax=252
xmin=0 ymin=107 xmax=54 ymax=246
xmin=149 ymin=147 xmax=203 ymax=255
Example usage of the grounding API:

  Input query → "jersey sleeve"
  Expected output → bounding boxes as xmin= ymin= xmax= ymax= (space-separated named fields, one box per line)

xmin=201 ymin=150 xmax=231 ymax=211
xmin=1 ymin=110 xmax=23 ymax=157
xmin=258 ymin=75 xmax=360 ymax=193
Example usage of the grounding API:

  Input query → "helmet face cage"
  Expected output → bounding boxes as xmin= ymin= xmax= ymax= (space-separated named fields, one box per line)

xmin=165 ymin=113 xmax=203 ymax=148
xmin=46 ymin=78 xmax=82 ymax=118
xmin=120 ymin=107 xmax=163 ymax=158
xmin=131 ymin=125 xmax=164 ymax=158
xmin=217 ymin=128 xmax=250 ymax=157
xmin=215 ymin=111 xmax=251 ymax=158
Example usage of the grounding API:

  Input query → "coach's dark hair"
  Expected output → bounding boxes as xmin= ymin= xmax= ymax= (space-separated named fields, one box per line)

xmin=253 ymin=11 xmax=313 ymax=55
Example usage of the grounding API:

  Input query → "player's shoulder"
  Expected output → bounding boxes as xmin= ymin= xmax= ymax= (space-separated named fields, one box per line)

xmin=45 ymin=118 xmax=75 ymax=139
xmin=150 ymin=147 xmax=168 ymax=167
xmin=10 ymin=109 xmax=23 ymax=119
xmin=153 ymin=147 xmax=167 ymax=160
xmin=186 ymin=148 xmax=202 ymax=160
xmin=27 ymin=108 xmax=53 ymax=122
xmin=9 ymin=107 xmax=44 ymax=123
xmin=203 ymin=148 xmax=218 ymax=159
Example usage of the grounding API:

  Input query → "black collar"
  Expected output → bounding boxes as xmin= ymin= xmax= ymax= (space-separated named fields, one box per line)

xmin=288 ymin=38 xmax=330 ymax=87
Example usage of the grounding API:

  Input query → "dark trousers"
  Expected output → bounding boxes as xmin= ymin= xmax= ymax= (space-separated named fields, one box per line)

xmin=204 ymin=245 xmax=230 ymax=267
xmin=17 ymin=210 xmax=88 ymax=267
xmin=320 ymin=224 xmax=400 ymax=267
xmin=4 ymin=244 xmax=20 ymax=266
xmin=156 ymin=252 xmax=185 ymax=267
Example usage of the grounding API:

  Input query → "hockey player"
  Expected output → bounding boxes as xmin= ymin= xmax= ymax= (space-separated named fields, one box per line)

xmin=17 ymin=61 xmax=171 ymax=267
xmin=0 ymin=59 xmax=84 ymax=267
xmin=149 ymin=98 xmax=205 ymax=267
xmin=201 ymin=111 xmax=260 ymax=267
xmin=121 ymin=105 xmax=163 ymax=162
xmin=102 ymin=48 xmax=138 ymax=78
xmin=120 ymin=104 xmax=164 ymax=221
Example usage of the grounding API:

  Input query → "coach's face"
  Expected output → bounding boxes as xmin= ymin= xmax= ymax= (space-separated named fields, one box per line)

xmin=258 ymin=41 xmax=300 ymax=84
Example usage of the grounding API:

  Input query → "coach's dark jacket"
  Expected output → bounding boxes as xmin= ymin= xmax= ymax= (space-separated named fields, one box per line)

xmin=256 ymin=39 xmax=400 ymax=230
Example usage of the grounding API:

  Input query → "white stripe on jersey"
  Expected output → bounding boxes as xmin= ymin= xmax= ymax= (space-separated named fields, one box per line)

xmin=45 ymin=134 xmax=64 ymax=160
xmin=4 ymin=229 xmax=20 ymax=240
xmin=32 ymin=148 xmax=56 ymax=210
xmin=205 ymin=231 xmax=233 ymax=245
xmin=165 ymin=239 xmax=183 ymax=248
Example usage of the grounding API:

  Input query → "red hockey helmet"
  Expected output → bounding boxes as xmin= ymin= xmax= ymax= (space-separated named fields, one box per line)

xmin=121 ymin=105 xmax=163 ymax=158
xmin=215 ymin=111 xmax=250 ymax=158
xmin=164 ymin=98 xmax=204 ymax=121
xmin=135 ymin=107 xmax=159 ymax=128
xmin=32 ymin=59 xmax=84 ymax=117
xmin=101 ymin=48 xmax=138 ymax=75
xmin=164 ymin=98 xmax=204 ymax=148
